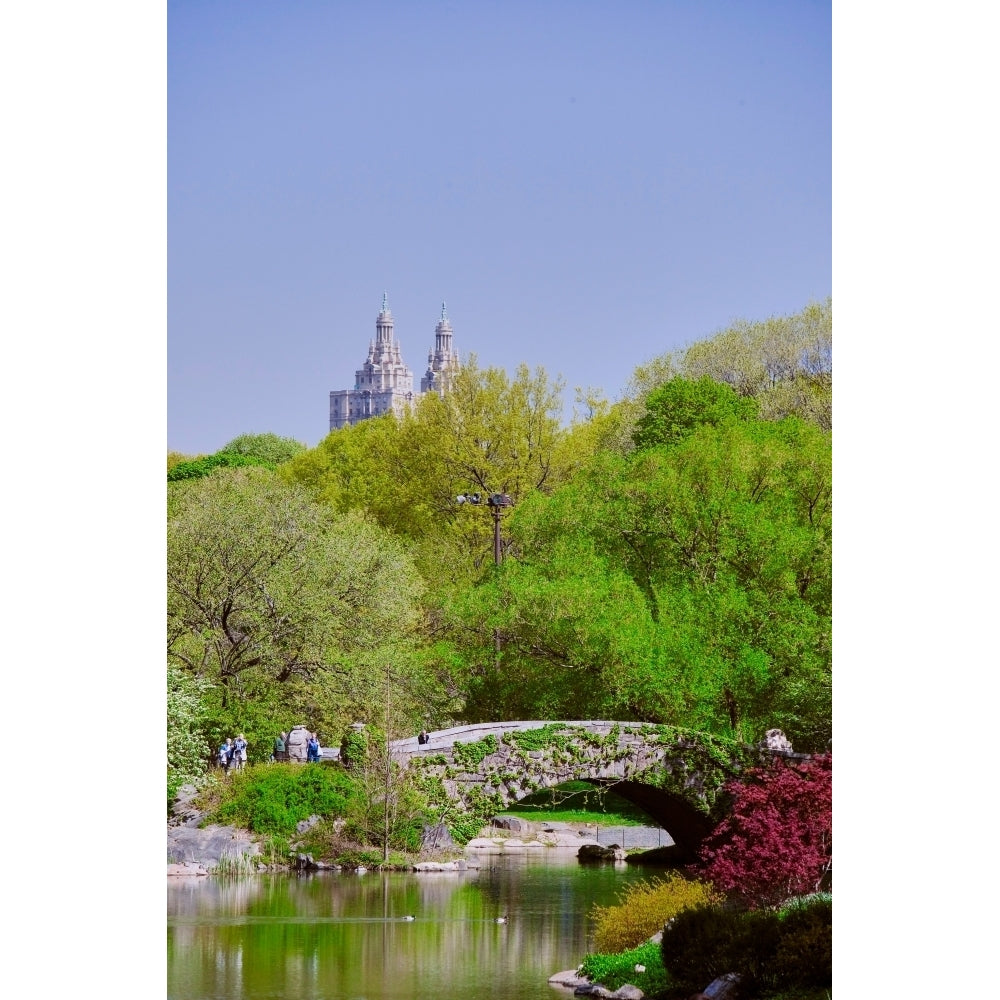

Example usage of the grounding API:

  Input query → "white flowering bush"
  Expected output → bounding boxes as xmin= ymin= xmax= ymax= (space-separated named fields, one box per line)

xmin=167 ymin=664 xmax=213 ymax=802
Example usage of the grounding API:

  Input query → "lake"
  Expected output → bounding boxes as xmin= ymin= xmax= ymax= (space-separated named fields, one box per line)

xmin=167 ymin=849 xmax=655 ymax=1000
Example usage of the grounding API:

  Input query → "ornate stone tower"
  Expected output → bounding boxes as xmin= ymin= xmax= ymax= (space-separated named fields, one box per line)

xmin=329 ymin=295 xmax=463 ymax=432
xmin=329 ymin=293 xmax=416 ymax=431
xmin=420 ymin=302 xmax=461 ymax=396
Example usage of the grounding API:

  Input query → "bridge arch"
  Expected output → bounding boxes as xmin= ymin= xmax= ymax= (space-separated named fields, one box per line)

xmin=393 ymin=721 xmax=789 ymax=856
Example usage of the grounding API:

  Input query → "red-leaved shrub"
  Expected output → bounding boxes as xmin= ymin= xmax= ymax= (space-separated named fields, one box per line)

xmin=696 ymin=753 xmax=831 ymax=908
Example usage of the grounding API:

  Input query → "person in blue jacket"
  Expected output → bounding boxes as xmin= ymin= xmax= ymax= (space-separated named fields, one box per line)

xmin=232 ymin=734 xmax=248 ymax=770
xmin=307 ymin=733 xmax=320 ymax=762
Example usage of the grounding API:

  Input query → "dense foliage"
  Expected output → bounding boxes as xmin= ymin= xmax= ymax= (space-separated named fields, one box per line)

xmin=660 ymin=894 xmax=832 ymax=996
xmin=579 ymin=940 xmax=669 ymax=995
xmin=448 ymin=415 xmax=830 ymax=747
xmin=697 ymin=754 xmax=832 ymax=908
xmin=207 ymin=762 xmax=354 ymax=837
xmin=167 ymin=300 xmax=832 ymax=822
xmin=167 ymin=451 xmax=274 ymax=481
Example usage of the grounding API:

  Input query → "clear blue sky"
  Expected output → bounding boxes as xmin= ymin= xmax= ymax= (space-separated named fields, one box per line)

xmin=168 ymin=0 xmax=831 ymax=454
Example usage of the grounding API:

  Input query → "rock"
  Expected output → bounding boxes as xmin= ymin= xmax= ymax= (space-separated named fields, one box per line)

xmin=762 ymin=728 xmax=793 ymax=752
xmin=702 ymin=972 xmax=741 ymax=998
xmin=167 ymin=824 xmax=260 ymax=868
xmin=491 ymin=816 xmax=531 ymax=833
xmin=624 ymin=844 xmax=695 ymax=866
xmin=169 ymin=785 xmax=204 ymax=828
xmin=167 ymin=862 xmax=209 ymax=876
xmin=421 ymin=822 xmax=456 ymax=851
xmin=613 ymin=986 xmax=644 ymax=999
xmin=548 ymin=970 xmax=589 ymax=987
xmin=578 ymin=843 xmax=626 ymax=863
xmin=296 ymin=814 xmax=321 ymax=834
xmin=287 ymin=725 xmax=312 ymax=762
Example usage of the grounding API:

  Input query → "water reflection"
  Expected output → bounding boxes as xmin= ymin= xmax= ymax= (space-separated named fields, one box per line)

xmin=168 ymin=853 xmax=650 ymax=1000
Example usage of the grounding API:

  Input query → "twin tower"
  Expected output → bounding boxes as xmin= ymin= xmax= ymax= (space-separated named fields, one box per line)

xmin=328 ymin=293 xmax=461 ymax=431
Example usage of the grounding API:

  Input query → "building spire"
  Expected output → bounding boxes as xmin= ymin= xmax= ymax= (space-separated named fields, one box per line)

xmin=440 ymin=301 xmax=448 ymax=322
xmin=380 ymin=291 xmax=390 ymax=315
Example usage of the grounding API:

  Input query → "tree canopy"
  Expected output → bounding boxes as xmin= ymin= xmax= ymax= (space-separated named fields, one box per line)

xmin=166 ymin=298 xmax=832 ymax=784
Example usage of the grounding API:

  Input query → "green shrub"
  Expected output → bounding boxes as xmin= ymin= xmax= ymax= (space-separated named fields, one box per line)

xmin=660 ymin=903 xmax=781 ymax=995
xmin=167 ymin=451 xmax=275 ymax=481
xmin=334 ymin=848 xmax=409 ymax=869
xmin=590 ymin=874 xmax=722 ymax=953
xmin=208 ymin=763 xmax=355 ymax=836
xmin=772 ymin=897 xmax=832 ymax=988
xmin=661 ymin=897 xmax=831 ymax=996
xmin=579 ymin=941 xmax=669 ymax=994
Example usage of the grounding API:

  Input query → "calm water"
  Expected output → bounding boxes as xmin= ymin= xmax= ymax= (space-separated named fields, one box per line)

xmin=167 ymin=850 xmax=652 ymax=1000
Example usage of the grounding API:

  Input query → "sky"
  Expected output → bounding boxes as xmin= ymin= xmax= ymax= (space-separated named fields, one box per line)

xmin=168 ymin=0 xmax=831 ymax=454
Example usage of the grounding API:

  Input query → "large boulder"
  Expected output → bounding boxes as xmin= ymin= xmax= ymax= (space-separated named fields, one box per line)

xmin=287 ymin=725 xmax=310 ymax=762
xmin=421 ymin=822 xmax=456 ymax=851
xmin=578 ymin=843 xmax=626 ymax=863
xmin=491 ymin=816 xmax=531 ymax=834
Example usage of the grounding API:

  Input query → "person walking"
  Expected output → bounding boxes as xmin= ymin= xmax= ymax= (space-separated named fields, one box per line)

xmin=307 ymin=733 xmax=320 ymax=763
xmin=219 ymin=738 xmax=233 ymax=772
xmin=233 ymin=734 xmax=248 ymax=771
xmin=273 ymin=731 xmax=287 ymax=762
xmin=417 ymin=729 xmax=430 ymax=747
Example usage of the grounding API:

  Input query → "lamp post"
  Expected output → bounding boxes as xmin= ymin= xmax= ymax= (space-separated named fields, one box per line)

xmin=455 ymin=492 xmax=514 ymax=566
xmin=456 ymin=491 xmax=513 ymax=665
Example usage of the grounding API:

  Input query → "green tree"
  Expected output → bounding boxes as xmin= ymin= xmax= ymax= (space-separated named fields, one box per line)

xmin=283 ymin=358 xmax=578 ymax=588
xmin=629 ymin=299 xmax=832 ymax=431
xmin=446 ymin=417 xmax=831 ymax=748
xmin=167 ymin=467 xmax=425 ymax=716
xmin=632 ymin=376 xmax=759 ymax=451
xmin=220 ymin=432 xmax=308 ymax=465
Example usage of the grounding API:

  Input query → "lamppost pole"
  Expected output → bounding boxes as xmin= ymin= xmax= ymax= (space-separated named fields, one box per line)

xmin=492 ymin=504 xmax=502 ymax=567
xmin=455 ymin=491 xmax=514 ymax=566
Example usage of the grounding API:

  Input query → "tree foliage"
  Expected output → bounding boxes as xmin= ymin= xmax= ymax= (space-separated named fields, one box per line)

xmin=167 ymin=451 xmax=274 ymax=481
xmin=282 ymin=358 xmax=581 ymax=587
xmin=220 ymin=432 xmax=307 ymax=465
xmin=167 ymin=467 xmax=425 ymax=720
xmin=630 ymin=298 xmax=832 ymax=431
xmin=166 ymin=298 xmax=833 ymax=816
xmin=446 ymin=415 xmax=831 ymax=746
xmin=167 ymin=664 xmax=213 ymax=799
xmin=697 ymin=753 xmax=832 ymax=908
xmin=632 ymin=375 xmax=759 ymax=451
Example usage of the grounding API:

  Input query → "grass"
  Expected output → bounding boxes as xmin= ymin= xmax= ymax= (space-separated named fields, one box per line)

xmin=500 ymin=781 xmax=654 ymax=826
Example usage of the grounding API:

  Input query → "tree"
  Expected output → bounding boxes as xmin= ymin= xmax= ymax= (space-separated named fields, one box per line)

xmin=444 ymin=416 xmax=831 ymax=745
xmin=283 ymin=358 xmax=579 ymax=588
xmin=220 ymin=432 xmax=308 ymax=465
xmin=628 ymin=299 xmax=832 ymax=430
xmin=697 ymin=753 xmax=832 ymax=908
xmin=167 ymin=467 xmax=425 ymax=715
xmin=632 ymin=376 xmax=759 ymax=451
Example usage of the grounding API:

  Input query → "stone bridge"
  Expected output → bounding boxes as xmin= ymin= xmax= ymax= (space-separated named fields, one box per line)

xmin=386 ymin=721 xmax=805 ymax=857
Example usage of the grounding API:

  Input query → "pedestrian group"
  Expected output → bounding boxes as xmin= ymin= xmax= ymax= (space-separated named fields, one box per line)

xmin=217 ymin=729 xmax=325 ymax=771
xmin=217 ymin=734 xmax=248 ymax=772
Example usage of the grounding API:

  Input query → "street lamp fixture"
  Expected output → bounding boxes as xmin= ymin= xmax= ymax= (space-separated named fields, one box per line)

xmin=455 ymin=492 xmax=513 ymax=565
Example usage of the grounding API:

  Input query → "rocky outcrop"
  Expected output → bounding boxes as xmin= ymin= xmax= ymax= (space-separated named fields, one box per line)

xmin=420 ymin=822 xmax=456 ymax=851
xmin=167 ymin=823 xmax=261 ymax=870
xmin=577 ymin=843 xmax=626 ymax=863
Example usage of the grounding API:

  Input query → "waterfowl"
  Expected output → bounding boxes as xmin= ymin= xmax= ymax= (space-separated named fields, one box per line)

xmin=495 ymin=915 xmax=508 ymax=924
xmin=402 ymin=915 xmax=415 ymax=921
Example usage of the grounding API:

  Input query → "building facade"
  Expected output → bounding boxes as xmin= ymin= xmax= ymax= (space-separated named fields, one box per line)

xmin=329 ymin=294 xmax=460 ymax=431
